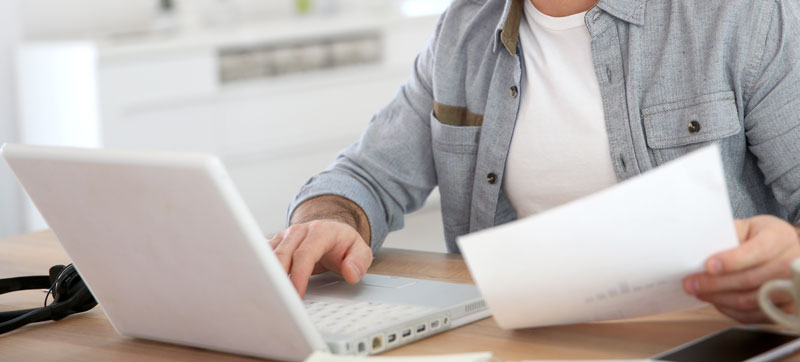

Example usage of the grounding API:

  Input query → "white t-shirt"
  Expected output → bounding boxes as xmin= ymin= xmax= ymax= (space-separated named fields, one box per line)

xmin=503 ymin=0 xmax=618 ymax=218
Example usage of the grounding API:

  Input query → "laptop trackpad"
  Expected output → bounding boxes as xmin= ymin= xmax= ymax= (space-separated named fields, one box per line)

xmin=306 ymin=273 xmax=416 ymax=293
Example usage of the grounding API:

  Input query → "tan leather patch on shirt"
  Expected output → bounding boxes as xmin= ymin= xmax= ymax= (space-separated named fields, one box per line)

xmin=433 ymin=102 xmax=484 ymax=127
xmin=500 ymin=0 xmax=523 ymax=56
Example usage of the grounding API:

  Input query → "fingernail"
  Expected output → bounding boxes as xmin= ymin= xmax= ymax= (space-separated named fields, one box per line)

xmin=690 ymin=279 xmax=700 ymax=294
xmin=684 ymin=279 xmax=699 ymax=294
xmin=709 ymin=259 xmax=723 ymax=274
xmin=348 ymin=260 xmax=363 ymax=279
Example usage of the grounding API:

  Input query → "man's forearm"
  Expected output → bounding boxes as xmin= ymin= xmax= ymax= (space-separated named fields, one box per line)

xmin=290 ymin=195 xmax=371 ymax=246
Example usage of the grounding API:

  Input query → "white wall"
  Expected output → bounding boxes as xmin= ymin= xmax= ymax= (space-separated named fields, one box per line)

xmin=20 ymin=0 xmax=295 ymax=40
xmin=0 ymin=0 xmax=23 ymax=237
xmin=18 ymin=1 xmax=420 ymax=40
xmin=20 ymin=0 xmax=160 ymax=39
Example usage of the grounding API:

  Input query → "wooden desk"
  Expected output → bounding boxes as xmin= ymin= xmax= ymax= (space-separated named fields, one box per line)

xmin=0 ymin=231 xmax=794 ymax=361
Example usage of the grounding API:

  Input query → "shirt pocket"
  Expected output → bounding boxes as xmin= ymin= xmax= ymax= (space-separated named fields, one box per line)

xmin=430 ymin=111 xmax=480 ymax=230
xmin=642 ymin=91 xmax=742 ymax=165
xmin=430 ymin=110 xmax=481 ymax=154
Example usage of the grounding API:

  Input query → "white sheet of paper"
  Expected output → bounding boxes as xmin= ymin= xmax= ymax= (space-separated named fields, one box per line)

xmin=521 ymin=360 xmax=652 ymax=362
xmin=304 ymin=351 xmax=495 ymax=362
xmin=457 ymin=145 xmax=739 ymax=329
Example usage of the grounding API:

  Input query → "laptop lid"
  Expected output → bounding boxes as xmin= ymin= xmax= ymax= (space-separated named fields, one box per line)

xmin=1 ymin=144 xmax=328 ymax=361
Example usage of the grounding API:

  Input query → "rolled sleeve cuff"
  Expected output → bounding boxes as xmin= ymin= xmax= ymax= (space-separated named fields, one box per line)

xmin=287 ymin=171 xmax=389 ymax=252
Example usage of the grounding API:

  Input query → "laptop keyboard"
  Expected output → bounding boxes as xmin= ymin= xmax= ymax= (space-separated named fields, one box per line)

xmin=304 ymin=299 xmax=433 ymax=335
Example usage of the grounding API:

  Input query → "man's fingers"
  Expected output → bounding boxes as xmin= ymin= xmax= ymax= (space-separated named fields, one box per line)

xmin=709 ymin=216 xmax=800 ymax=275
xmin=716 ymin=306 xmax=769 ymax=324
xmin=312 ymin=264 xmax=327 ymax=275
xmin=688 ymin=217 xmax=800 ymax=324
xmin=340 ymin=239 xmax=373 ymax=285
xmin=716 ymin=301 xmax=796 ymax=324
xmin=268 ymin=231 xmax=284 ymax=249
xmin=685 ymin=256 xmax=792 ymax=294
xmin=696 ymin=289 xmax=794 ymax=311
xmin=288 ymin=224 xmax=339 ymax=298
xmin=706 ymin=236 xmax=787 ymax=276
xmin=273 ymin=224 xmax=309 ymax=273
xmin=733 ymin=219 xmax=750 ymax=244
xmin=272 ymin=220 xmax=372 ymax=297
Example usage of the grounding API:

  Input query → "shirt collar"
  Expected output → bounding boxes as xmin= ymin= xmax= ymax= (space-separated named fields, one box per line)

xmin=494 ymin=0 xmax=524 ymax=56
xmin=494 ymin=0 xmax=648 ymax=55
xmin=595 ymin=0 xmax=647 ymax=26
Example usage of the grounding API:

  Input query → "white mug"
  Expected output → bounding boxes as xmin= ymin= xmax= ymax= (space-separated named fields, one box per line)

xmin=759 ymin=258 xmax=800 ymax=330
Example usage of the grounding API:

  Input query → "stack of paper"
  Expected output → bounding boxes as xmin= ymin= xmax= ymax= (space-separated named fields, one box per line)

xmin=458 ymin=145 xmax=739 ymax=329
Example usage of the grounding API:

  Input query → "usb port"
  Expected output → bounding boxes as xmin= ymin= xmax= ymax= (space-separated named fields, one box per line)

xmin=402 ymin=329 xmax=412 ymax=338
xmin=388 ymin=333 xmax=397 ymax=343
xmin=416 ymin=324 xmax=426 ymax=334
xmin=431 ymin=320 xmax=440 ymax=329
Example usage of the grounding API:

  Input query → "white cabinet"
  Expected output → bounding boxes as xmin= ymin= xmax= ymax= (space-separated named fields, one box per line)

xmin=16 ymin=13 xmax=446 ymax=252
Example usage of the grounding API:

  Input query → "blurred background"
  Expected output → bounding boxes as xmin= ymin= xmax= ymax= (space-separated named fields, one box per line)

xmin=0 ymin=0 xmax=451 ymax=252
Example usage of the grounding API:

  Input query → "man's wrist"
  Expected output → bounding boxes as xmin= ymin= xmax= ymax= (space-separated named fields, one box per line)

xmin=290 ymin=195 xmax=371 ymax=246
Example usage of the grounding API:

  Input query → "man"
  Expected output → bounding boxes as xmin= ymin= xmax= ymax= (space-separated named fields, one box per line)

xmin=269 ymin=0 xmax=800 ymax=324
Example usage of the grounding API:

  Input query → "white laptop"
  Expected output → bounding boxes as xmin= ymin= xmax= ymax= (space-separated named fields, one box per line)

xmin=1 ymin=144 xmax=490 ymax=360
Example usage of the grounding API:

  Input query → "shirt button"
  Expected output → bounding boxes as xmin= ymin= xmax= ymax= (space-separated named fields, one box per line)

xmin=487 ymin=173 xmax=498 ymax=185
xmin=593 ymin=12 xmax=601 ymax=21
xmin=509 ymin=86 xmax=518 ymax=98
xmin=688 ymin=121 xmax=701 ymax=134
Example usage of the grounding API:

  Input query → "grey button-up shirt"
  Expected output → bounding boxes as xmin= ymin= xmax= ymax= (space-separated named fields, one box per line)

xmin=290 ymin=0 xmax=800 ymax=253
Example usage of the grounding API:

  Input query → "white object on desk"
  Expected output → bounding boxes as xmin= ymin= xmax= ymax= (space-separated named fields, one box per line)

xmin=522 ymin=360 xmax=651 ymax=362
xmin=458 ymin=145 xmax=739 ymax=329
xmin=305 ymin=351 xmax=496 ymax=361
xmin=1 ymin=144 xmax=487 ymax=359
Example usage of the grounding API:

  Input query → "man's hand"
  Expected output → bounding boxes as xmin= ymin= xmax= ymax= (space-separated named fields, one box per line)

xmin=683 ymin=215 xmax=800 ymax=323
xmin=269 ymin=220 xmax=373 ymax=298
xmin=270 ymin=195 xmax=373 ymax=298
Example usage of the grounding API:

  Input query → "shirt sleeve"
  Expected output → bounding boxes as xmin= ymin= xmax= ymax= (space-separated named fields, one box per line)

xmin=743 ymin=0 xmax=800 ymax=225
xmin=287 ymin=12 xmax=447 ymax=251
